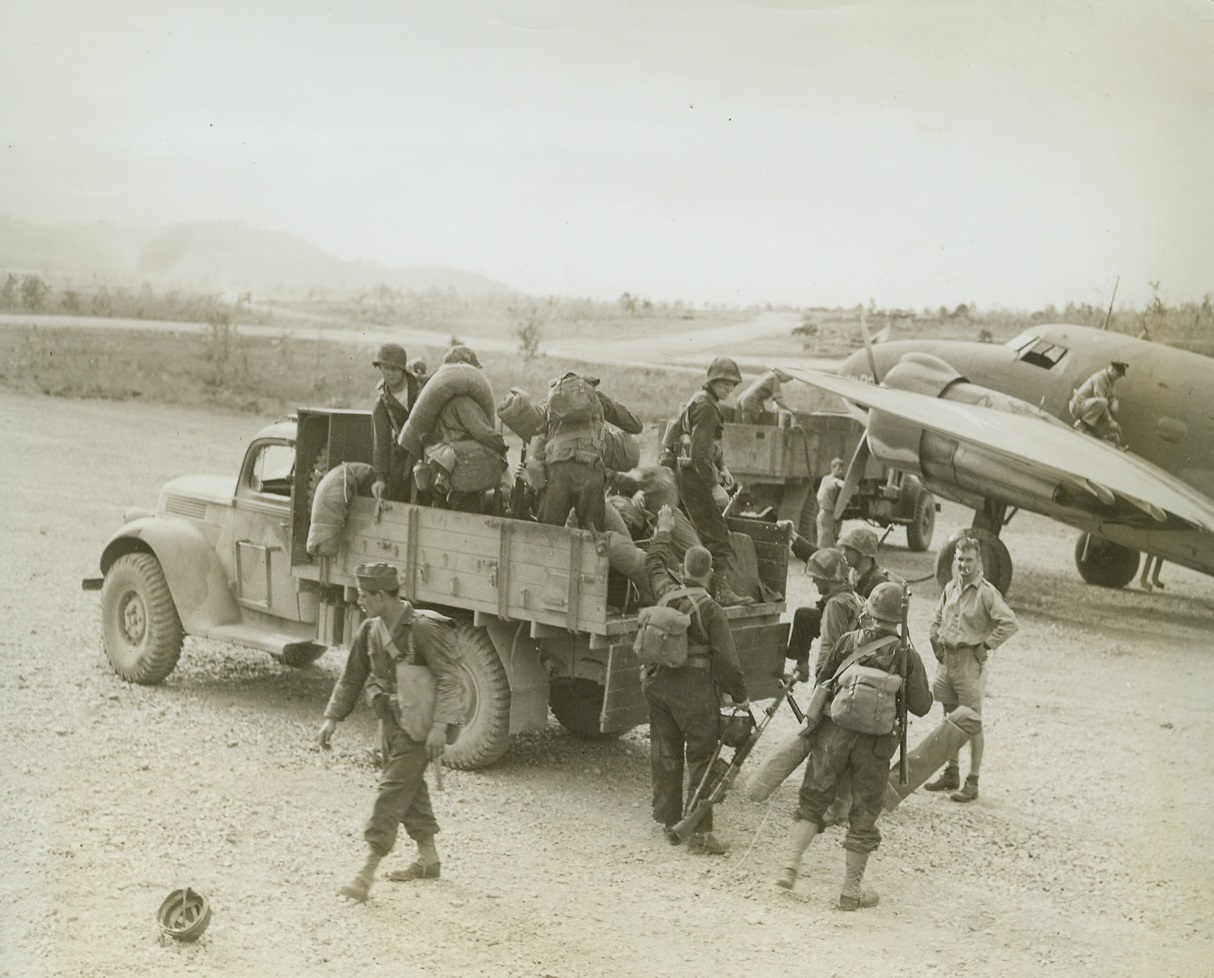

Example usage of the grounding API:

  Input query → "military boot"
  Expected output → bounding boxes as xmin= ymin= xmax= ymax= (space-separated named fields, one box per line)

xmin=338 ymin=851 xmax=383 ymax=902
xmin=951 ymin=774 xmax=979 ymax=803
xmin=386 ymin=836 xmax=442 ymax=881
xmin=774 ymin=818 xmax=818 ymax=890
xmin=714 ymin=571 xmax=754 ymax=607
xmin=687 ymin=831 xmax=730 ymax=855
xmin=925 ymin=763 xmax=960 ymax=792
xmin=837 ymin=849 xmax=880 ymax=911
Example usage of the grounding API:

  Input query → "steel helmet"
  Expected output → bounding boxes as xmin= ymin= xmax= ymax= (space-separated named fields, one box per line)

xmin=371 ymin=343 xmax=409 ymax=371
xmin=838 ymin=526 xmax=879 ymax=559
xmin=706 ymin=357 xmax=743 ymax=386
xmin=718 ymin=707 xmax=756 ymax=748
xmin=156 ymin=887 xmax=212 ymax=942
xmin=866 ymin=581 xmax=905 ymax=625
xmin=805 ymin=547 xmax=849 ymax=583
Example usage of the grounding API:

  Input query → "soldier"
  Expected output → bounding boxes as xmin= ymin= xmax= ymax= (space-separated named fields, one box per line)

xmin=643 ymin=505 xmax=749 ymax=855
xmin=660 ymin=357 xmax=754 ymax=606
xmin=775 ymin=582 xmax=932 ymax=908
xmin=736 ymin=367 xmax=794 ymax=424
xmin=815 ymin=457 xmax=847 ymax=549
xmin=924 ymin=536 xmax=1019 ymax=803
xmin=837 ymin=526 xmax=903 ymax=598
xmin=317 ymin=563 xmax=465 ymax=903
xmin=1068 ymin=360 xmax=1128 ymax=447
xmin=537 ymin=372 xmax=643 ymax=531
xmin=369 ymin=343 xmax=422 ymax=503
xmin=785 ymin=547 xmax=863 ymax=684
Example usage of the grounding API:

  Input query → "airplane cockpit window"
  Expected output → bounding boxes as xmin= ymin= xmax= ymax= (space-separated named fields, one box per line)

xmin=1009 ymin=333 xmax=1069 ymax=369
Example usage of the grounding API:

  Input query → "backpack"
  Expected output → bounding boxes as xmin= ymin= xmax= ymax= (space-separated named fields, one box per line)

xmin=546 ymin=374 xmax=601 ymax=425
xmin=828 ymin=635 xmax=902 ymax=735
xmin=633 ymin=586 xmax=710 ymax=669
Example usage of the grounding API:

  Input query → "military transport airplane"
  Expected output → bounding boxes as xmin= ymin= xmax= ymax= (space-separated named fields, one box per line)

xmin=784 ymin=323 xmax=1214 ymax=593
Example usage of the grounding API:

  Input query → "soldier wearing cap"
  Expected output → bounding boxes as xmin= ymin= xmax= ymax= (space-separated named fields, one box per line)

xmin=660 ymin=357 xmax=754 ymax=606
xmin=1068 ymin=360 xmax=1128 ymax=448
xmin=370 ymin=343 xmax=422 ymax=502
xmin=775 ymin=581 xmax=932 ymax=908
xmin=317 ymin=562 xmax=464 ymax=902
xmin=815 ymin=457 xmax=847 ymax=549
xmin=642 ymin=504 xmax=748 ymax=856
xmin=837 ymin=526 xmax=903 ymax=598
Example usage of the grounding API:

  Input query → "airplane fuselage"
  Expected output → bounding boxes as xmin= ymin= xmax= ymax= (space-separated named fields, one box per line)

xmin=839 ymin=324 xmax=1214 ymax=579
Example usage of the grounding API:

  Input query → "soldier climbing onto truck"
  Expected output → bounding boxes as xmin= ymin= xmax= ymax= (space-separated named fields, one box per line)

xmin=660 ymin=358 xmax=755 ymax=607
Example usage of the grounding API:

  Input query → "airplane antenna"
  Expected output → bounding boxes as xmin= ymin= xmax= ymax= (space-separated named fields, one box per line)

xmin=1101 ymin=276 xmax=1120 ymax=331
xmin=861 ymin=306 xmax=881 ymax=383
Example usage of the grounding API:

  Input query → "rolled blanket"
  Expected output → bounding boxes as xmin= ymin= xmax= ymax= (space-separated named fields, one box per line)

xmin=398 ymin=363 xmax=496 ymax=457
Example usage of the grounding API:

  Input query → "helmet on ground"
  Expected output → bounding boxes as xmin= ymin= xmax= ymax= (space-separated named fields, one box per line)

xmin=866 ymin=581 xmax=905 ymax=625
xmin=706 ymin=357 xmax=743 ymax=385
xmin=718 ymin=708 xmax=755 ymax=748
xmin=805 ymin=547 xmax=849 ymax=583
xmin=156 ymin=887 xmax=212 ymax=942
xmin=838 ymin=526 xmax=879 ymax=559
xmin=372 ymin=343 xmax=409 ymax=371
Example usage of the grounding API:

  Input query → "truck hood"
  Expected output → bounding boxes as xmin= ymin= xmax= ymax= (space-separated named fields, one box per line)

xmin=158 ymin=474 xmax=237 ymax=512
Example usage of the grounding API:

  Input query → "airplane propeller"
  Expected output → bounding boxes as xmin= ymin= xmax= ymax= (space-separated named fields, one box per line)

xmin=833 ymin=310 xmax=881 ymax=520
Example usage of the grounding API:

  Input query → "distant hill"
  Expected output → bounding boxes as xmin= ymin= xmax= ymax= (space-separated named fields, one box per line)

xmin=0 ymin=214 xmax=515 ymax=299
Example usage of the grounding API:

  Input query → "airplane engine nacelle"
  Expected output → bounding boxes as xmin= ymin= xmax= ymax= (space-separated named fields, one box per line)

xmin=869 ymin=353 xmax=1076 ymax=511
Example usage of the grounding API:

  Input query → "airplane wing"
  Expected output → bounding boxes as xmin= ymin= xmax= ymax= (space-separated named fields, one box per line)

xmin=785 ymin=366 xmax=1214 ymax=534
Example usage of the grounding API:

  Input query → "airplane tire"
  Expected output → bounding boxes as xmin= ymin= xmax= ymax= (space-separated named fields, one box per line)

xmin=1073 ymin=533 xmax=1140 ymax=589
xmin=934 ymin=528 xmax=1012 ymax=596
xmin=443 ymin=622 xmax=512 ymax=770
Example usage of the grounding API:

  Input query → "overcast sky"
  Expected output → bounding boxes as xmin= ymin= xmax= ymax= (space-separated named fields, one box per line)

xmin=2 ymin=0 xmax=1211 ymax=311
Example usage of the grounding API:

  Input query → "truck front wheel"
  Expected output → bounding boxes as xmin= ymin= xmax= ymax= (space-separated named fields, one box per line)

xmin=906 ymin=490 xmax=937 ymax=552
xmin=101 ymin=553 xmax=184 ymax=684
xmin=444 ymin=623 xmax=512 ymax=770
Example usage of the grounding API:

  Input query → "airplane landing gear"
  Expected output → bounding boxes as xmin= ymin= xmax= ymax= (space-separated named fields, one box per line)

xmin=1074 ymin=533 xmax=1140 ymax=589
xmin=934 ymin=527 xmax=1013 ymax=595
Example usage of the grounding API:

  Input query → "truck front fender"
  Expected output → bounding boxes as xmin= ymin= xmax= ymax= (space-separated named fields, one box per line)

xmin=99 ymin=518 xmax=242 ymax=636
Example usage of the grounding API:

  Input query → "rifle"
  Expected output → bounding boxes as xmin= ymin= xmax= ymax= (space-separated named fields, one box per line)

xmin=897 ymin=585 xmax=911 ymax=786
xmin=672 ymin=674 xmax=799 ymax=841
xmin=509 ymin=443 xmax=532 ymax=520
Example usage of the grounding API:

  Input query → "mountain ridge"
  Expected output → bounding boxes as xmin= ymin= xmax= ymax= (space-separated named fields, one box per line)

xmin=0 ymin=214 xmax=515 ymax=299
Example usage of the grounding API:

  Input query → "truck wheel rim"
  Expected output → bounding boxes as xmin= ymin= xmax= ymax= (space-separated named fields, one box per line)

xmin=119 ymin=590 xmax=147 ymax=646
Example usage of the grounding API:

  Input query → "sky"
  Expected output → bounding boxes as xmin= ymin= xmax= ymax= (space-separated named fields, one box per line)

xmin=2 ymin=0 xmax=1212 ymax=311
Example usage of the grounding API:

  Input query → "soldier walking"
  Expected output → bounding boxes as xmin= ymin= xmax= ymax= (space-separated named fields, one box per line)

xmin=775 ymin=582 xmax=932 ymax=908
xmin=317 ymin=563 xmax=465 ymax=902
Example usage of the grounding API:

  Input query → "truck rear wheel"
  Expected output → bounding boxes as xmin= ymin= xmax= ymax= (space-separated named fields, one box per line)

xmin=906 ymin=490 xmax=937 ymax=552
xmin=444 ymin=622 xmax=512 ymax=770
xmin=101 ymin=553 xmax=184 ymax=684
xmin=549 ymin=679 xmax=627 ymax=739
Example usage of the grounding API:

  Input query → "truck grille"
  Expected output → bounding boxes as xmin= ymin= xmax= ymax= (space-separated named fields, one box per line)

xmin=163 ymin=496 xmax=208 ymax=520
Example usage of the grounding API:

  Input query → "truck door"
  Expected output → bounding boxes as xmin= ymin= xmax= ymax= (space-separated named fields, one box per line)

xmin=230 ymin=438 xmax=301 ymax=620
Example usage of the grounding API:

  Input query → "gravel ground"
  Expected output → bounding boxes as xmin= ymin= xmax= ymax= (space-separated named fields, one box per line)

xmin=1 ymin=390 xmax=1212 ymax=978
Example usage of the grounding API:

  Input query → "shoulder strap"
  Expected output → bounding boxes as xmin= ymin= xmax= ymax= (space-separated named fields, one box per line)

xmin=658 ymin=586 xmax=710 ymax=641
xmin=369 ymin=617 xmax=407 ymax=661
xmin=828 ymin=634 xmax=900 ymax=682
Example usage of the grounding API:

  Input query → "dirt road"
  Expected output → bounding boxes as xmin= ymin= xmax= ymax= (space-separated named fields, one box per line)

xmin=2 ymin=390 xmax=1212 ymax=978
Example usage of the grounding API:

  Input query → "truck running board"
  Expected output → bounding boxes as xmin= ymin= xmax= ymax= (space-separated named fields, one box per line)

xmin=201 ymin=622 xmax=322 ymax=657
